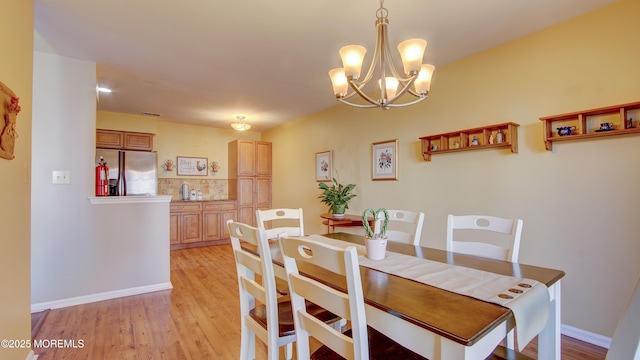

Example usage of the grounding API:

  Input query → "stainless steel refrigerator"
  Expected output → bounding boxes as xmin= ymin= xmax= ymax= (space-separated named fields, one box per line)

xmin=95 ymin=150 xmax=158 ymax=196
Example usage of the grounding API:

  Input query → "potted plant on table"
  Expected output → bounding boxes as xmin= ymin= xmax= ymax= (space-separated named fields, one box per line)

xmin=362 ymin=208 xmax=390 ymax=260
xmin=317 ymin=178 xmax=356 ymax=217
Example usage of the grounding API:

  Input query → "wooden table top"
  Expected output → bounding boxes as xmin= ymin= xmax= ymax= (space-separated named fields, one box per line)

xmin=269 ymin=232 xmax=565 ymax=346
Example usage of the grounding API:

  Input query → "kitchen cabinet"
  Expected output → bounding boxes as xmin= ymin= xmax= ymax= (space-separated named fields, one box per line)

xmin=169 ymin=202 xmax=202 ymax=245
xmin=229 ymin=140 xmax=272 ymax=226
xmin=96 ymin=129 xmax=154 ymax=151
xmin=203 ymin=201 xmax=237 ymax=241
xmin=170 ymin=201 xmax=237 ymax=249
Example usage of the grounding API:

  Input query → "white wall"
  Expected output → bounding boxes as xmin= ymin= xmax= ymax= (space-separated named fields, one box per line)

xmin=264 ymin=0 xmax=640 ymax=342
xmin=31 ymin=52 xmax=170 ymax=307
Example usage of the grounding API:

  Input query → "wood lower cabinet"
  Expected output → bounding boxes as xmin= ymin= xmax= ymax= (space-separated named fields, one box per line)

xmin=170 ymin=201 xmax=236 ymax=250
xmin=203 ymin=201 xmax=237 ymax=241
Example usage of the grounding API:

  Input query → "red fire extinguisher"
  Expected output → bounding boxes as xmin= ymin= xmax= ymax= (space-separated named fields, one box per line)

xmin=95 ymin=156 xmax=109 ymax=196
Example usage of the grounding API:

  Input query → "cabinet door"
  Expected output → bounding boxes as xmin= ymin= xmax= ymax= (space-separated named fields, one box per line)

xmin=96 ymin=129 xmax=124 ymax=149
xmin=181 ymin=211 xmax=202 ymax=243
xmin=169 ymin=212 xmax=180 ymax=245
xmin=220 ymin=210 xmax=236 ymax=238
xmin=202 ymin=211 xmax=221 ymax=241
xmin=238 ymin=207 xmax=255 ymax=227
xmin=238 ymin=140 xmax=256 ymax=176
xmin=255 ymin=177 xmax=271 ymax=209
xmin=124 ymin=132 xmax=154 ymax=151
xmin=238 ymin=177 xmax=254 ymax=207
xmin=256 ymin=141 xmax=272 ymax=177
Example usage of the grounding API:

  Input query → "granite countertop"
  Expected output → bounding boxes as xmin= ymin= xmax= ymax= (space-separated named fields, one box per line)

xmin=170 ymin=199 xmax=234 ymax=203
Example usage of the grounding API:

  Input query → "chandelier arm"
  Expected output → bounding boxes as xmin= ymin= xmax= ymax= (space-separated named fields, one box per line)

xmin=349 ymin=80 xmax=384 ymax=106
xmin=408 ymin=88 xmax=429 ymax=97
xmin=386 ymin=76 xmax=418 ymax=104
xmin=383 ymin=95 xmax=429 ymax=108
xmin=337 ymin=98 xmax=380 ymax=108
xmin=381 ymin=22 xmax=407 ymax=81
xmin=356 ymin=19 xmax=386 ymax=87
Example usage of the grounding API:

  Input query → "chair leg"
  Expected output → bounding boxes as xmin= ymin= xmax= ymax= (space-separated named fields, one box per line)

xmin=505 ymin=329 xmax=516 ymax=350
xmin=239 ymin=324 xmax=254 ymax=360
xmin=284 ymin=343 xmax=293 ymax=360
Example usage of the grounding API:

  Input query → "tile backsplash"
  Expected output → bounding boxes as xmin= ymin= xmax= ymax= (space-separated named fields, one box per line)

xmin=159 ymin=178 xmax=230 ymax=200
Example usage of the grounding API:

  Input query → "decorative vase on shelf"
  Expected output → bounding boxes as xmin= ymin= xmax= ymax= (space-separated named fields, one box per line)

xmin=362 ymin=208 xmax=390 ymax=260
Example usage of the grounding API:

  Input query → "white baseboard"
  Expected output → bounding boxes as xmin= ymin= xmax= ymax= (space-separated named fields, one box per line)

xmin=31 ymin=282 xmax=173 ymax=312
xmin=562 ymin=323 xmax=612 ymax=349
xmin=25 ymin=349 xmax=38 ymax=360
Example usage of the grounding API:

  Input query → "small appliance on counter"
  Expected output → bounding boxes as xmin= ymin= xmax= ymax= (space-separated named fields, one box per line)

xmin=189 ymin=189 xmax=197 ymax=201
xmin=181 ymin=183 xmax=190 ymax=200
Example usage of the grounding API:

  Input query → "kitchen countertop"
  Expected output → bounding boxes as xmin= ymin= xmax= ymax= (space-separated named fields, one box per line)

xmin=170 ymin=199 xmax=235 ymax=203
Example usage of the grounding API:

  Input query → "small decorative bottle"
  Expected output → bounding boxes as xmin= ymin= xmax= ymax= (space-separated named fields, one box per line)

xmin=471 ymin=136 xmax=479 ymax=146
xmin=496 ymin=129 xmax=504 ymax=144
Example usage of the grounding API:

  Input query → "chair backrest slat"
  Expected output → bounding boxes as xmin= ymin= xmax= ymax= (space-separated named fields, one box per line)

xmin=446 ymin=214 xmax=523 ymax=263
xmin=374 ymin=209 xmax=425 ymax=246
xmin=256 ymin=208 xmax=304 ymax=240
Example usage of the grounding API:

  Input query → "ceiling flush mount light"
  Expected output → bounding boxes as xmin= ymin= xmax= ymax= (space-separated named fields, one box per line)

xmin=329 ymin=0 xmax=435 ymax=110
xmin=231 ymin=116 xmax=251 ymax=131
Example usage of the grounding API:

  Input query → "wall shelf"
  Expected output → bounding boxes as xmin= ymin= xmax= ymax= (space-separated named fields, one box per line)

xmin=539 ymin=101 xmax=640 ymax=151
xmin=419 ymin=122 xmax=519 ymax=161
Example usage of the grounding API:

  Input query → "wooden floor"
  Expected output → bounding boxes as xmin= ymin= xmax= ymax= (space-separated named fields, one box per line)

xmin=33 ymin=244 xmax=608 ymax=359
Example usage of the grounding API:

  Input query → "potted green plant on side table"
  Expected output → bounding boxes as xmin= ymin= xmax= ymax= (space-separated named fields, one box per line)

xmin=362 ymin=208 xmax=390 ymax=260
xmin=317 ymin=178 xmax=356 ymax=217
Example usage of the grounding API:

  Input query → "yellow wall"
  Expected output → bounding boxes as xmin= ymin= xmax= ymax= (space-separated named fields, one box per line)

xmin=264 ymin=0 xmax=640 ymax=338
xmin=0 ymin=1 xmax=33 ymax=359
xmin=97 ymin=111 xmax=158 ymax=134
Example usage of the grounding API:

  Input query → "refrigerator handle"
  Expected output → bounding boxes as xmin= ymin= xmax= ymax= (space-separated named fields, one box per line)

xmin=118 ymin=151 xmax=126 ymax=196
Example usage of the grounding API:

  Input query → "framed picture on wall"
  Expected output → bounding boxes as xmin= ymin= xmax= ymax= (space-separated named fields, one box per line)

xmin=315 ymin=150 xmax=332 ymax=182
xmin=177 ymin=156 xmax=209 ymax=176
xmin=371 ymin=139 xmax=398 ymax=180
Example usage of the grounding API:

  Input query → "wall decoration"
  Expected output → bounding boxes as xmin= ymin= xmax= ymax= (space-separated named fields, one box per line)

xmin=210 ymin=161 xmax=219 ymax=173
xmin=315 ymin=150 xmax=332 ymax=182
xmin=177 ymin=156 xmax=209 ymax=176
xmin=0 ymin=81 xmax=21 ymax=160
xmin=371 ymin=139 xmax=398 ymax=180
xmin=162 ymin=159 xmax=174 ymax=171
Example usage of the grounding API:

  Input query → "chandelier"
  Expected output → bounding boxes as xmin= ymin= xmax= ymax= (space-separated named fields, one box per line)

xmin=328 ymin=0 xmax=435 ymax=110
xmin=231 ymin=116 xmax=251 ymax=131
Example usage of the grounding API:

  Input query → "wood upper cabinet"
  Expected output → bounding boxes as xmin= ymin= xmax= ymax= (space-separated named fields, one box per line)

xmin=123 ymin=132 xmax=154 ymax=151
xmin=256 ymin=142 xmax=272 ymax=176
xmin=96 ymin=129 xmax=124 ymax=149
xmin=96 ymin=129 xmax=154 ymax=151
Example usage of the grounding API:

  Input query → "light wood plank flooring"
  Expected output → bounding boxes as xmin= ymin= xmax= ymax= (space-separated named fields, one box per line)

xmin=33 ymin=244 xmax=607 ymax=359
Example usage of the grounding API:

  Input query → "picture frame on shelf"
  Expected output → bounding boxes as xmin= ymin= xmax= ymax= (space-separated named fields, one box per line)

xmin=371 ymin=139 xmax=398 ymax=180
xmin=315 ymin=150 xmax=332 ymax=182
xmin=177 ymin=156 xmax=209 ymax=176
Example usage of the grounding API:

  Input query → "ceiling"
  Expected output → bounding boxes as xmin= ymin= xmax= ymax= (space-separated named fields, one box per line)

xmin=33 ymin=0 xmax=617 ymax=132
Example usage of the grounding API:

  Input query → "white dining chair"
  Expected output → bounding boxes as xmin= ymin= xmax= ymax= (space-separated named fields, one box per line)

xmin=228 ymin=220 xmax=340 ymax=360
xmin=447 ymin=214 xmax=523 ymax=351
xmin=375 ymin=209 xmax=425 ymax=246
xmin=446 ymin=214 xmax=523 ymax=263
xmin=256 ymin=208 xmax=304 ymax=240
xmin=606 ymin=276 xmax=640 ymax=360
xmin=279 ymin=236 xmax=426 ymax=360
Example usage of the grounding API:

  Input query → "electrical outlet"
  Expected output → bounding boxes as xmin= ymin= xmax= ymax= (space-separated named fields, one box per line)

xmin=52 ymin=170 xmax=70 ymax=184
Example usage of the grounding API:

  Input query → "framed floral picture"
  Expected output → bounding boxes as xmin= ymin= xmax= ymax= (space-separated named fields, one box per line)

xmin=371 ymin=139 xmax=398 ymax=180
xmin=315 ymin=150 xmax=332 ymax=182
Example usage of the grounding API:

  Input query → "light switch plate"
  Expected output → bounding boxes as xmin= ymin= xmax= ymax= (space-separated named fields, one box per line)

xmin=52 ymin=170 xmax=70 ymax=184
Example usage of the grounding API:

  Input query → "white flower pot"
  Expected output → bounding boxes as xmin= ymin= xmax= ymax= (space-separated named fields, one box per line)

xmin=365 ymin=237 xmax=387 ymax=260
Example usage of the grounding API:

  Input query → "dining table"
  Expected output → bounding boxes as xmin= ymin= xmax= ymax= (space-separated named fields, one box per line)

xmin=268 ymin=232 xmax=564 ymax=360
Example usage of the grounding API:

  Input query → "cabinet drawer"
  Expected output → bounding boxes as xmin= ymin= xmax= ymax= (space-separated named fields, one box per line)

xmin=203 ymin=201 xmax=236 ymax=211
xmin=170 ymin=203 xmax=202 ymax=212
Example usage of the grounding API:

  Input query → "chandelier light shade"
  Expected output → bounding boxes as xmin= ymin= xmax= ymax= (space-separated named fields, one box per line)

xmin=231 ymin=116 xmax=251 ymax=131
xmin=329 ymin=0 xmax=435 ymax=109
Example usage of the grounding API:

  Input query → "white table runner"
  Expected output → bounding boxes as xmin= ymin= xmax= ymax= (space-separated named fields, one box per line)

xmin=305 ymin=235 xmax=550 ymax=350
